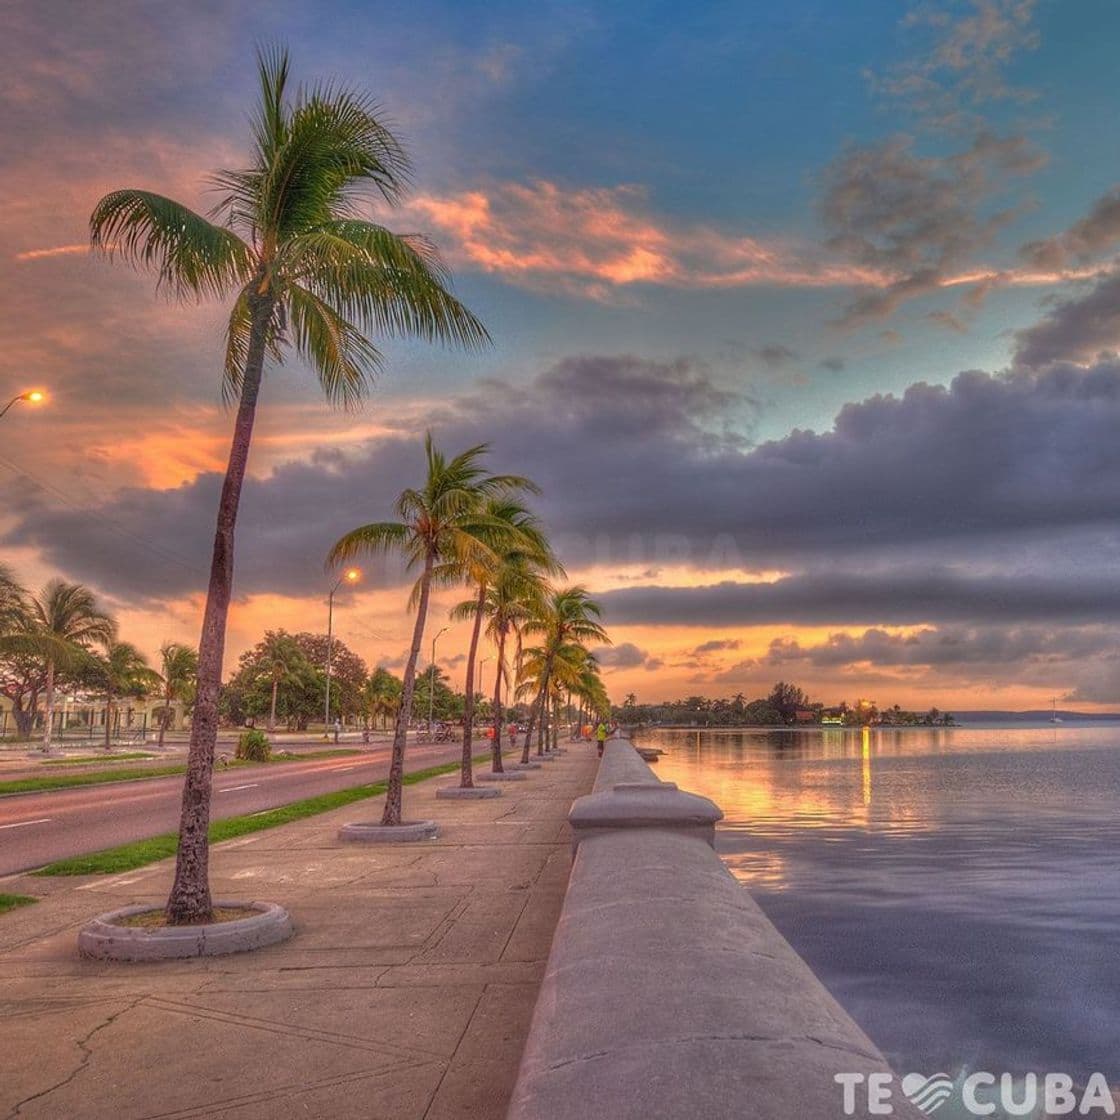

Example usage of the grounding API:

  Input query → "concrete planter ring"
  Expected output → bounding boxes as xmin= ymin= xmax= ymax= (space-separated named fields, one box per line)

xmin=476 ymin=770 xmax=526 ymax=781
xmin=436 ymin=785 xmax=501 ymax=799
xmin=78 ymin=900 xmax=293 ymax=962
xmin=338 ymin=819 xmax=439 ymax=842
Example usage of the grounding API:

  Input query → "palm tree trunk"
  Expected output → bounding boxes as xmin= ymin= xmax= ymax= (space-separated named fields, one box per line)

xmin=382 ymin=550 xmax=434 ymax=826
xmin=520 ymin=686 xmax=538 ymax=765
xmin=268 ymin=676 xmax=278 ymax=732
xmin=536 ymin=667 xmax=551 ymax=756
xmin=104 ymin=689 xmax=113 ymax=751
xmin=491 ymin=628 xmax=507 ymax=773
xmin=551 ymin=698 xmax=560 ymax=751
xmin=157 ymin=681 xmax=170 ymax=750
xmin=459 ymin=585 xmax=485 ymax=787
xmin=166 ymin=289 xmax=273 ymax=925
xmin=41 ymin=659 xmax=55 ymax=752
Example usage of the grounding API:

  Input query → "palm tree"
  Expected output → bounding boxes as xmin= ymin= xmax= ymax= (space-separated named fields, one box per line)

xmin=156 ymin=643 xmax=199 ymax=749
xmin=258 ymin=632 xmax=305 ymax=732
xmin=91 ymin=50 xmax=488 ymax=923
xmin=94 ymin=640 xmax=161 ymax=750
xmin=520 ymin=587 xmax=609 ymax=761
xmin=455 ymin=554 xmax=548 ymax=775
xmin=364 ymin=667 xmax=401 ymax=730
xmin=329 ymin=436 xmax=530 ymax=824
xmin=28 ymin=581 xmax=115 ymax=752
xmin=453 ymin=498 xmax=555 ymax=788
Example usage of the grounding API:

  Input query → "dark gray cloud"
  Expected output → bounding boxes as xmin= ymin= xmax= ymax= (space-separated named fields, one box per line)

xmin=10 ymin=354 xmax=1120 ymax=612
xmin=764 ymin=625 xmax=1113 ymax=668
xmin=754 ymin=345 xmax=798 ymax=369
xmin=820 ymin=356 xmax=846 ymax=372
xmin=821 ymin=132 xmax=1044 ymax=324
xmin=1019 ymin=187 xmax=1120 ymax=271
xmin=692 ymin=639 xmax=741 ymax=655
xmin=1013 ymin=270 xmax=1120 ymax=368
xmin=597 ymin=571 xmax=1120 ymax=628
xmin=591 ymin=642 xmax=660 ymax=671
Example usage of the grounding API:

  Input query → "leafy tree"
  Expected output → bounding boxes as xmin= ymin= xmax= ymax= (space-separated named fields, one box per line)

xmin=767 ymin=681 xmax=813 ymax=725
xmin=288 ymin=632 xmax=369 ymax=721
xmin=329 ymin=435 xmax=529 ymax=823
xmin=155 ymin=642 xmax=198 ymax=749
xmin=91 ymin=48 xmax=487 ymax=923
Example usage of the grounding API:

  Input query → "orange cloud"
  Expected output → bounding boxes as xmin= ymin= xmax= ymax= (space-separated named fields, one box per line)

xmin=401 ymin=179 xmax=1095 ymax=302
xmin=14 ymin=244 xmax=91 ymax=262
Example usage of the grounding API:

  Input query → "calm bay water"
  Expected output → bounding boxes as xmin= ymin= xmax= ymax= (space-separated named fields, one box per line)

xmin=640 ymin=724 xmax=1120 ymax=1085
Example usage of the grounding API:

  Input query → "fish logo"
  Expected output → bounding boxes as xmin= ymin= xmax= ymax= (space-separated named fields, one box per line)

xmin=901 ymin=1072 xmax=955 ymax=1114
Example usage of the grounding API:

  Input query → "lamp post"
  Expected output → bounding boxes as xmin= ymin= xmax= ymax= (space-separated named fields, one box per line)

xmin=477 ymin=655 xmax=491 ymax=701
xmin=0 ymin=389 xmax=45 ymax=421
xmin=325 ymin=568 xmax=361 ymax=737
xmin=428 ymin=626 xmax=448 ymax=730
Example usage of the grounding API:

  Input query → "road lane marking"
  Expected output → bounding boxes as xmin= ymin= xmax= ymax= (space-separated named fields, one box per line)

xmin=218 ymin=783 xmax=259 ymax=793
xmin=0 ymin=817 xmax=52 ymax=830
xmin=335 ymin=765 xmax=358 ymax=772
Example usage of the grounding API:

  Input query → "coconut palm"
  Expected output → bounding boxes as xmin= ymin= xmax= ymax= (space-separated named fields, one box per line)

xmin=364 ymin=667 xmax=402 ymax=730
xmin=454 ymin=553 xmax=549 ymax=775
xmin=91 ymin=49 xmax=488 ymax=923
xmin=329 ymin=436 xmax=530 ymax=824
xmin=453 ymin=498 xmax=557 ymax=788
xmin=155 ymin=643 xmax=199 ymax=749
xmin=92 ymin=640 xmax=161 ymax=750
xmin=27 ymin=581 xmax=116 ymax=752
xmin=520 ymin=587 xmax=609 ymax=761
xmin=258 ymin=632 xmax=305 ymax=732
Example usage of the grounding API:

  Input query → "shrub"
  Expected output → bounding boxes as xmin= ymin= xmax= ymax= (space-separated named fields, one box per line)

xmin=235 ymin=729 xmax=271 ymax=762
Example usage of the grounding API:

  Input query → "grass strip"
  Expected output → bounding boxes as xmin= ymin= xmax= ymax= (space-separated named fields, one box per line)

xmin=43 ymin=752 xmax=157 ymax=766
xmin=0 ymin=893 xmax=38 ymax=915
xmin=0 ymin=766 xmax=188 ymax=796
xmin=32 ymin=753 xmax=488 ymax=877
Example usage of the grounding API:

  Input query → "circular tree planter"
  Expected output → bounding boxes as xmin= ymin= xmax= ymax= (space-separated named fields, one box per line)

xmin=436 ymin=785 xmax=501 ymax=799
xmin=78 ymin=900 xmax=292 ymax=962
xmin=338 ymin=820 xmax=439 ymax=842
xmin=476 ymin=770 xmax=526 ymax=781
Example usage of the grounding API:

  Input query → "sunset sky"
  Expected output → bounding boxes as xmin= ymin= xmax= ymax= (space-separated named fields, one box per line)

xmin=4 ymin=0 xmax=1120 ymax=711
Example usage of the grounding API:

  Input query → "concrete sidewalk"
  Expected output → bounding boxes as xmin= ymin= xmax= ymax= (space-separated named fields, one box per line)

xmin=0 ymin=747 xmax=598 ymax=1120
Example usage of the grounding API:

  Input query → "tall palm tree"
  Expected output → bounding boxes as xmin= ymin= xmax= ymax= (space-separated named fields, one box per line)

xmin=28 ymin=581 xmax=115 ymax=753
xmin=520 ymin=587 xmax=609 ymax=761
xmin=329 ymin=435 xmax=529 ymax=824
xmin=364 ymin=667 xmax=401 ymax=730
xmin=156 ymin=643 xmax=199 ymax=749
xmin=91 ymin=50 xmax=488 ymax=923
xmin=258 ymin=632 xmax=305 ymax=732
xmin=455 ymin=553 xmax=548 ymax=775
xmin=453 ymin=498 xmax=556 ymax=788
xmin=94 ymin=640 xmax=161 ymax=750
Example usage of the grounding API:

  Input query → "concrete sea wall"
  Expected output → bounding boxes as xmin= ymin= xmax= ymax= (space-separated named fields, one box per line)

xmin=507 ymin=739 xmax=919 ymax=1120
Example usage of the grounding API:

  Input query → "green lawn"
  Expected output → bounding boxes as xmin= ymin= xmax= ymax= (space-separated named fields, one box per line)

xmin=1 ymin=749 xmax=365 ymax=796
xmin=0 ymin=893 xmax=38 ymax=915
xmin=32 ymin=753 xmax=487 ymax=877
xmin=43 ymin=752 xmax=157 ymax=765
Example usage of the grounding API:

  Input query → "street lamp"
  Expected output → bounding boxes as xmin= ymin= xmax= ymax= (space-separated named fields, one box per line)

xmin=325 ymin=568 xmax=361 ymax=737
xmin=428 ymin=626 xmax=448 ymax=730
xmin=0 ymin=389 xmax=45 ymax=420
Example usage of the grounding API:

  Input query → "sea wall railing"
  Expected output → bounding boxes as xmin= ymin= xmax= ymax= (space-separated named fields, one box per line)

xmin=507 ymin=738 xmax=919 ymax=1120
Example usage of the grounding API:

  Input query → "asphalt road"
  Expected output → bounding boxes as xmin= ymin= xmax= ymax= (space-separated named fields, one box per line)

xmin=0 ymin=741 xmax=469 ymax=876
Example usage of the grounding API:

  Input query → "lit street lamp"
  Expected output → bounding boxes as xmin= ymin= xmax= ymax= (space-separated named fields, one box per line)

xmin=325 ymin=568 xmax=361 ymax=737
xmin=0 ymin=389 xmax=45 ymax=420
xmin=428 ymin=626 xmax=448 ymax=730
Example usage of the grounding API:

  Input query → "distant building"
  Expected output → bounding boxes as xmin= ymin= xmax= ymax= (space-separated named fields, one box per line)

xmin=793 ymin=709 xmax=818 ymax=724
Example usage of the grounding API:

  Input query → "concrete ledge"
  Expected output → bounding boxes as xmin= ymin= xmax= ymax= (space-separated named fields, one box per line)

xmin=78 ymin=901 xmax=293 ymax=962
xmin=436 ymin=785 xmax=502 ymax=799
xmin=476 ymin=769 xmax=527 ymax=781
xmin=508 ymin=741 xmax=919 ymax=1120
xmin=338 ymin=820 xmax=439 ymax=842
xmin=569 ymin=780 xmax=722 ymax=851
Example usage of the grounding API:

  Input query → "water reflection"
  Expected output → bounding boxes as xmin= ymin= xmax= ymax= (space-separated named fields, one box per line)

xmin=640 ymin=724 xmax=1120 ymax=1087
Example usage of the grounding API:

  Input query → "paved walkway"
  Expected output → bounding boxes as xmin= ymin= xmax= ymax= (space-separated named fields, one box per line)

xmin=0 ymin=747 xmax=598 ymax=1120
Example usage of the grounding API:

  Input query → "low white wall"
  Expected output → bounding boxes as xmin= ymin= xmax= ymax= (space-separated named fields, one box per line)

xmin=507 ymin=740 xmax=919 ymax=1120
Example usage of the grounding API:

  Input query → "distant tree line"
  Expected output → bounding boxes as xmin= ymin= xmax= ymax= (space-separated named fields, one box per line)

xmin=614 ymin=681 xmax=955 ymax=727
